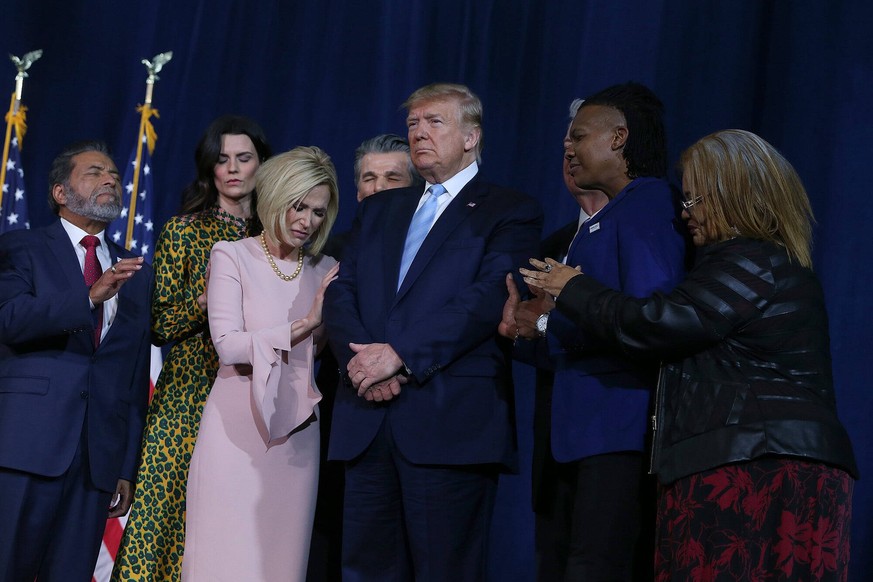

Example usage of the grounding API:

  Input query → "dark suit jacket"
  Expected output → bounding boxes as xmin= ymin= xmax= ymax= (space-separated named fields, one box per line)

xmin=324 ymin=176 xmax=542 ymax=468
xmin=547 ymin=177 xmax=686 ymax=462
xmin=0 ymin=220 xmax=153 ymax=491
xmin=530 ymin=218 xmax=578 ymax=510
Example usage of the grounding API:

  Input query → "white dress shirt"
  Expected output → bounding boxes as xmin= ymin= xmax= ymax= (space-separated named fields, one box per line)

xmin=414 ymin=161 xmax=479 ymax=233
xmin=60 ymin=217 xmax=119 ymax=340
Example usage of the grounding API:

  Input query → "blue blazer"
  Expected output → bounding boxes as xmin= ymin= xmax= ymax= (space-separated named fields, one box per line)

xmin=547 ymin=177 xmax=686 ymax=461
xmin=0 ymin=220 xmax=153 ymax=491
xmin=324 ymin=177 xmax=543 ymax=468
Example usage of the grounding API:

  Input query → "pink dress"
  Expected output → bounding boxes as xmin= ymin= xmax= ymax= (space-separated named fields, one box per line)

xmin=182 ymin=237 xmax=336 ymax=582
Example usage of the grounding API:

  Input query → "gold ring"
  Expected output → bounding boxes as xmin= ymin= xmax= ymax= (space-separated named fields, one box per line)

xmin=543 ymin=264 xmax=552 ymax=273
xmin=111 ymin=265 xmax=117 ymax=274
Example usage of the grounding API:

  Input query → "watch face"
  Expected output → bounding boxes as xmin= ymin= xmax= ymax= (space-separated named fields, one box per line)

xmin=536 ymin=313 xmax=548 ymax=334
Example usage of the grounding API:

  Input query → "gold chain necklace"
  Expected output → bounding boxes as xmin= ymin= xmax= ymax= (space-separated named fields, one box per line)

xmin=260 ymin=232 xmax=303 ymax=281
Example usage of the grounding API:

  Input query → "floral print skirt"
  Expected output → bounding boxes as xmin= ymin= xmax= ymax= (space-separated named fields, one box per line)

xmin=655 ymin=457 xmax=853 ymax=581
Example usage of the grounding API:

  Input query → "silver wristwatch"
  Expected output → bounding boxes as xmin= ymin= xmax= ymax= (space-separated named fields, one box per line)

xmin=535 ymin=313 xmax=549 ymax=337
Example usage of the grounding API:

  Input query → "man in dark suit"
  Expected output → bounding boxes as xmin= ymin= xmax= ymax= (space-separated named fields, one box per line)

xmin=503 ymin=83 xmax=686 ymax=581
xmin=321 ymin=133 xmax=420 ymax=261
xmin=527 ymin=99 xmax=609 ymax=581
xmin=0 ymin=141 xmax=153 ymax=581
xmin=324 ymin=83 xmax=542 ymax=581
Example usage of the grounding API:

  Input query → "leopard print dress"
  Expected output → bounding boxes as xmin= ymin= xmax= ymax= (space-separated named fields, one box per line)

xmin=112 ymin=207 xmax=250 ymax=581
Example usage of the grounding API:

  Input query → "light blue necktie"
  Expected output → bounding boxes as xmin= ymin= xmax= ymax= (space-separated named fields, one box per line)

xmin=397 ymin=184 xmax=446 ymax=289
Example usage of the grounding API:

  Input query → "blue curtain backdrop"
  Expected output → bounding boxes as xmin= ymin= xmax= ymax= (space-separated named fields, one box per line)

xmin=4 ymin=1 xmax=871 ymax=578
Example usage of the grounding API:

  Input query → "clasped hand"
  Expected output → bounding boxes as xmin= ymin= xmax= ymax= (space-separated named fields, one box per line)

xmin=347 ymin=342 xmax=407 ymax=402
xmin=498 ymin=258 xmax=582 ymax=341
xmin=519 ymin=258 xmax=582 ymax=298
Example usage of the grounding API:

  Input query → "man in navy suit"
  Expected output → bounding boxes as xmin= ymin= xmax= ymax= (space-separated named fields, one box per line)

xmin=526 ymin=98 xmax=610 ymax=581
xmin=325 ymin=83 xmax=542 ymax=581
xmin=0 ymin=141 xmax=153 ymax=581
xmin=502 ymin=83 xmax=687 ymax=581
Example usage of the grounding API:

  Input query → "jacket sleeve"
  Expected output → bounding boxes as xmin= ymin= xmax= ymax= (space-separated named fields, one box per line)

xmin=150 ymin=218 xmax=210 ymax=346
xmin=555 ymin=241 xmax=774 ymax=361
xmin=323 ymin=204 xmax=372 ymax=370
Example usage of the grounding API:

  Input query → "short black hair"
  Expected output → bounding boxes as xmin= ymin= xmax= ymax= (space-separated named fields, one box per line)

xmin=582 ymin=82 xmax=668 ymax=178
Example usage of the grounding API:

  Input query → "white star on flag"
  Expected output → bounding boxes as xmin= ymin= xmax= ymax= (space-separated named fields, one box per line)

xmin=106 ymin=126 xmax=158 ymax=260
xmin=1 ymin=131 xmax=31 ymax=235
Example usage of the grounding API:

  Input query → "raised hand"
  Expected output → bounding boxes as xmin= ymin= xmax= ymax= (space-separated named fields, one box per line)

xmin=89 ymin=256 xmax=144 ymax=306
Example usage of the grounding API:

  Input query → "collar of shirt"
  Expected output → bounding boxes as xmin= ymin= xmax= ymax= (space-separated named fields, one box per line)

xmin=417 ymin=161 xmax=479 ymax=222
xmin=60 ymin=217 xmax=111 ymax=271
xmin=576 ymin=207 xmax=596 ymax=231
xmin=60 ymin=217 xmax=119 ymax=334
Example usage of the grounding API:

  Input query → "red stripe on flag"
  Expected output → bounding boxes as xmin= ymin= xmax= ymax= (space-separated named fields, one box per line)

xmin=102 ymin=518 xmax=124 ymax=560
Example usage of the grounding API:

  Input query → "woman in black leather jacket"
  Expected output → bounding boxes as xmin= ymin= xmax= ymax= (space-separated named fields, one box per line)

xmin=519 ymin=129 xmax=858 ymax=580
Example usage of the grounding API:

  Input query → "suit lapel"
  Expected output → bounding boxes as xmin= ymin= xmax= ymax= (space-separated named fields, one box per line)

xmin=382 ymin=189 xmax=422 ymax=302
xmin=45 ymin=221 xmax=96 ymax=351
xmin=568 ymin=179 xmax=642 ymax=261
xmin=394 ymin=179 xmax=485 ymax=300
xmin=45 ymin=221 xmax=86 ymax=287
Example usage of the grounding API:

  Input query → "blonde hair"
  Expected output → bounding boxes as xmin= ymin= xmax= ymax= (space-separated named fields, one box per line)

xmin=255 ymin=146 xmax=339 ymax=256
xmin=680 ymin=129 xmax=815 ymax=268
xmin=403 ymin=82 xmax=483 ymax=161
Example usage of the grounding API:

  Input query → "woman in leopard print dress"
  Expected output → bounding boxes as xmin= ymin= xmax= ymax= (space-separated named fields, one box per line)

xmin=112 ymin=116 xmax=271 ymax=581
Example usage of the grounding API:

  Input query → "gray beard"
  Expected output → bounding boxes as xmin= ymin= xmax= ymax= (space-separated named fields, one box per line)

xmin=64 ymin=185 xmax=123 ymax=222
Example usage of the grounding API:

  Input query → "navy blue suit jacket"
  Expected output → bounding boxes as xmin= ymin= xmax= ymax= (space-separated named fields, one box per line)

xmin=0 ymin=220 xmax=153 ymax=491
xmin=325 ymin=177 xmax=542 ymax=468
xmin=546 ymin=177 xmax=686 ymax=461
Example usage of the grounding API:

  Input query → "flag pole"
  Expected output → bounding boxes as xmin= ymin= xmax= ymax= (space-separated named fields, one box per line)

xmin=124 ymin=51 xmax=172 ymax=249
xmin=1 ymin=50 xmax=41 ymax=210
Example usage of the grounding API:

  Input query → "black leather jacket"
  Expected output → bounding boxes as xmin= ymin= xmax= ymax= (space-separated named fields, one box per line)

xmin=556 ymin=237 xmax=858 ymax=484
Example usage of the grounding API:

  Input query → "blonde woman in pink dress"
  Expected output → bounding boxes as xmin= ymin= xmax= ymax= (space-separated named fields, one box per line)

xmin=182 ymin=146 xmax=339 ymax=582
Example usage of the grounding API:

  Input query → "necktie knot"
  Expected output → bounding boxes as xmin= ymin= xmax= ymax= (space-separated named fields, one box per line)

xmin=428 ymin=183 xmax=447 ymax=198
xmin=81 ymin=235 xmax=100 ymax=250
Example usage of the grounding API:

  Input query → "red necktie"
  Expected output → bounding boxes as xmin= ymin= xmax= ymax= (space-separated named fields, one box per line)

xmin=81 ymin=235 xmax=103 ymax=347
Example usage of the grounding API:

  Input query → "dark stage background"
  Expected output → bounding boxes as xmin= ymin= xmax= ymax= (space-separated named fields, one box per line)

xmin=4 ymin=1 xmax=872 ymax=578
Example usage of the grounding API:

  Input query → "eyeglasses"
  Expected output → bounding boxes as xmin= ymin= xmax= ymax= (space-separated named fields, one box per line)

xmin=681 ymin=195 xmax=703 ymax=210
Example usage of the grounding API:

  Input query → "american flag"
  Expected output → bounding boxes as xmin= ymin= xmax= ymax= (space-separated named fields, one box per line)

xmin=0 ymin=134 xmax=29 ymax=234
xmin=93 ymin=127 xmax=163 ymax=582
xmin=108 ymin=133 xmax=156 ymax=259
